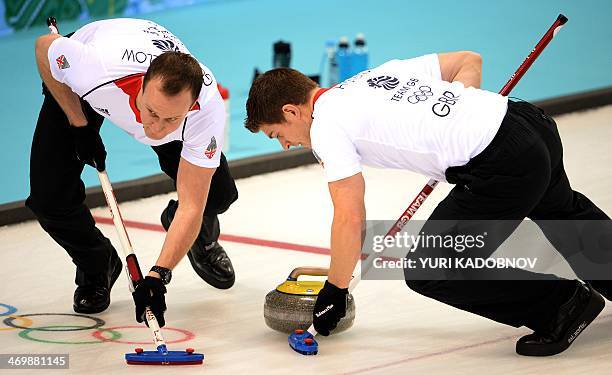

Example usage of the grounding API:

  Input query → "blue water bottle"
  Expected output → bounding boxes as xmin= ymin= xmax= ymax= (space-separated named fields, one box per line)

xmin=351 ymin=33 xmax=368 ymax=76
xmin=337 ymin=36 xmax=352 ymax=82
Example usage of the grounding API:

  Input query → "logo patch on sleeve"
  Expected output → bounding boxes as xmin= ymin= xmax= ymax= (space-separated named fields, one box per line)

xmin=204 ymin=136 xmax=217 ymax=159
xmin=56 ymin=55 xmax=70 ymax=70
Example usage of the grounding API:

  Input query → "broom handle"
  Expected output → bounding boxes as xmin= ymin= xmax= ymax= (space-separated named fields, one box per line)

xmin=98 ymin=171 xmax=169 ymax=353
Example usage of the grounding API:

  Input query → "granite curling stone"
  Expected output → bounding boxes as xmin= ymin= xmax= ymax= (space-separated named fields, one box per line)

xmin=264 ymin=267 xmax=355 ymax=334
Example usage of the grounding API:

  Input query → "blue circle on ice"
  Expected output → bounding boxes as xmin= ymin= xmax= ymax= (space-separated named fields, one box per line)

xmin=0 ymin=303 xmax=17 ymax=317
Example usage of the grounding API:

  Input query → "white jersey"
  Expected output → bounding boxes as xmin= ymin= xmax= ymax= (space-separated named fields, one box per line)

xmin=47 ymin=18 xmax=224 ymax=168
xmin=310 ymin=54 xmax=508 ymax=182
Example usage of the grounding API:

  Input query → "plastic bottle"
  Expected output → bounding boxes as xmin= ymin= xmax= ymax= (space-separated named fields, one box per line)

xmin=321 ymin=40 xmax=338 ymax=87
xmin=273 ymin=40 xmax=291 ymax=68
xmin=351 ymin=32 xmax=368 ymax=76
xmin=337 ymin=36 xmax=352 ymax=82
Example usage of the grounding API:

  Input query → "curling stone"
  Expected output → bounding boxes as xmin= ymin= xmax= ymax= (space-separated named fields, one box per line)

xmin=264 ymin=267 xmax=355 ymax=334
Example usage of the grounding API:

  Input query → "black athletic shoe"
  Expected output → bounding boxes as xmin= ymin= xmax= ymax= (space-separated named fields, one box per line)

xmin=161 ymin=200 xmax=235 ymax=289
xmin=186 ymin=240 xmax=235 ymax=289
xmin=73 ymin=254 xmax=122 ymax=314
xmin=516 ymin=281 xmax=604 ymax=356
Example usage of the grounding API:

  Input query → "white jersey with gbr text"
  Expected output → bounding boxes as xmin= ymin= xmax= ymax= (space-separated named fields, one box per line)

xmin=310 ymin=54 xmax=508 ymax=182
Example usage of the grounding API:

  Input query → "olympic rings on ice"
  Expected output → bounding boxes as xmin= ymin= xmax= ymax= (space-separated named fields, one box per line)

xmin=3 ymin=313 xmax=105 ymax=331
xmin=92 ymin=325 xmax=195 ymax=345
xmin=0 ymin=303 xmax=196 ymax=345
xmin=0 ymin=303 xmax=17 ymax=317
xmin=19 ymin=325 xmax=121 ymax=345
xmin=0 ymin=315 xmax=33 ymax=331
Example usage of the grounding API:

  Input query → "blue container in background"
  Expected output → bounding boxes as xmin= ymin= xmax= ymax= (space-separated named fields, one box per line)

xmin=273 ymin=40 xmax=291 ymax=68
xmin=337 ymin=36 xmax=352 ymax=82
xmin=323 ymin=39 xmax=338 ymax=86
xmin=350 ymin=32 xmax=368 ymax=76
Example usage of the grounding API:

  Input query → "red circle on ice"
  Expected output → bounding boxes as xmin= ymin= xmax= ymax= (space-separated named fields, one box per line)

xmin=92 ymin=325 xmax=195 ymax=345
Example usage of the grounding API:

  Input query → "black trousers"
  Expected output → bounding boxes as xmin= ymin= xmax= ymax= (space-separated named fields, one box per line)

xmin=151 ymin=140 xmax=238 ymax=245
xmin=26 ymin=88 xmax=238 ymax=286
xmin=405 ymin=100 xmax=611 ymax=332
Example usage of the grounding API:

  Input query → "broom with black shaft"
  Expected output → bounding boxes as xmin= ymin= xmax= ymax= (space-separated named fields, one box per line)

xmin=46 ymin=17 xmax=203 ymax=365
xmin=289 ymin=13 xmax=569 ymax=355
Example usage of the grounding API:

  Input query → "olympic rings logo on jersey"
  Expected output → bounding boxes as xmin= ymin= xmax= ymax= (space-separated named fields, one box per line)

xmin=0 ymin=302 xmax=196 ymax=345
xmin=406 ymin=86 xmax=434 ymax=104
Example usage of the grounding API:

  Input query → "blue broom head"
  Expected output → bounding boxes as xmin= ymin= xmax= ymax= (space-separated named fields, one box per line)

xmin=288 ymin=329 xmax=318 ymax=355
xmin=125 ymin=345 xmax=204 ymax=365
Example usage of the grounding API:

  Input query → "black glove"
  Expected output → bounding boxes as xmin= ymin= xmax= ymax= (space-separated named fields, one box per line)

xmin=313 ymin=280 xmax=349 ymax=336
xmin=132 ymin=276 xmax=167 ymax=327
xmin=71 ymin=125 xmax=106 ymax=172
